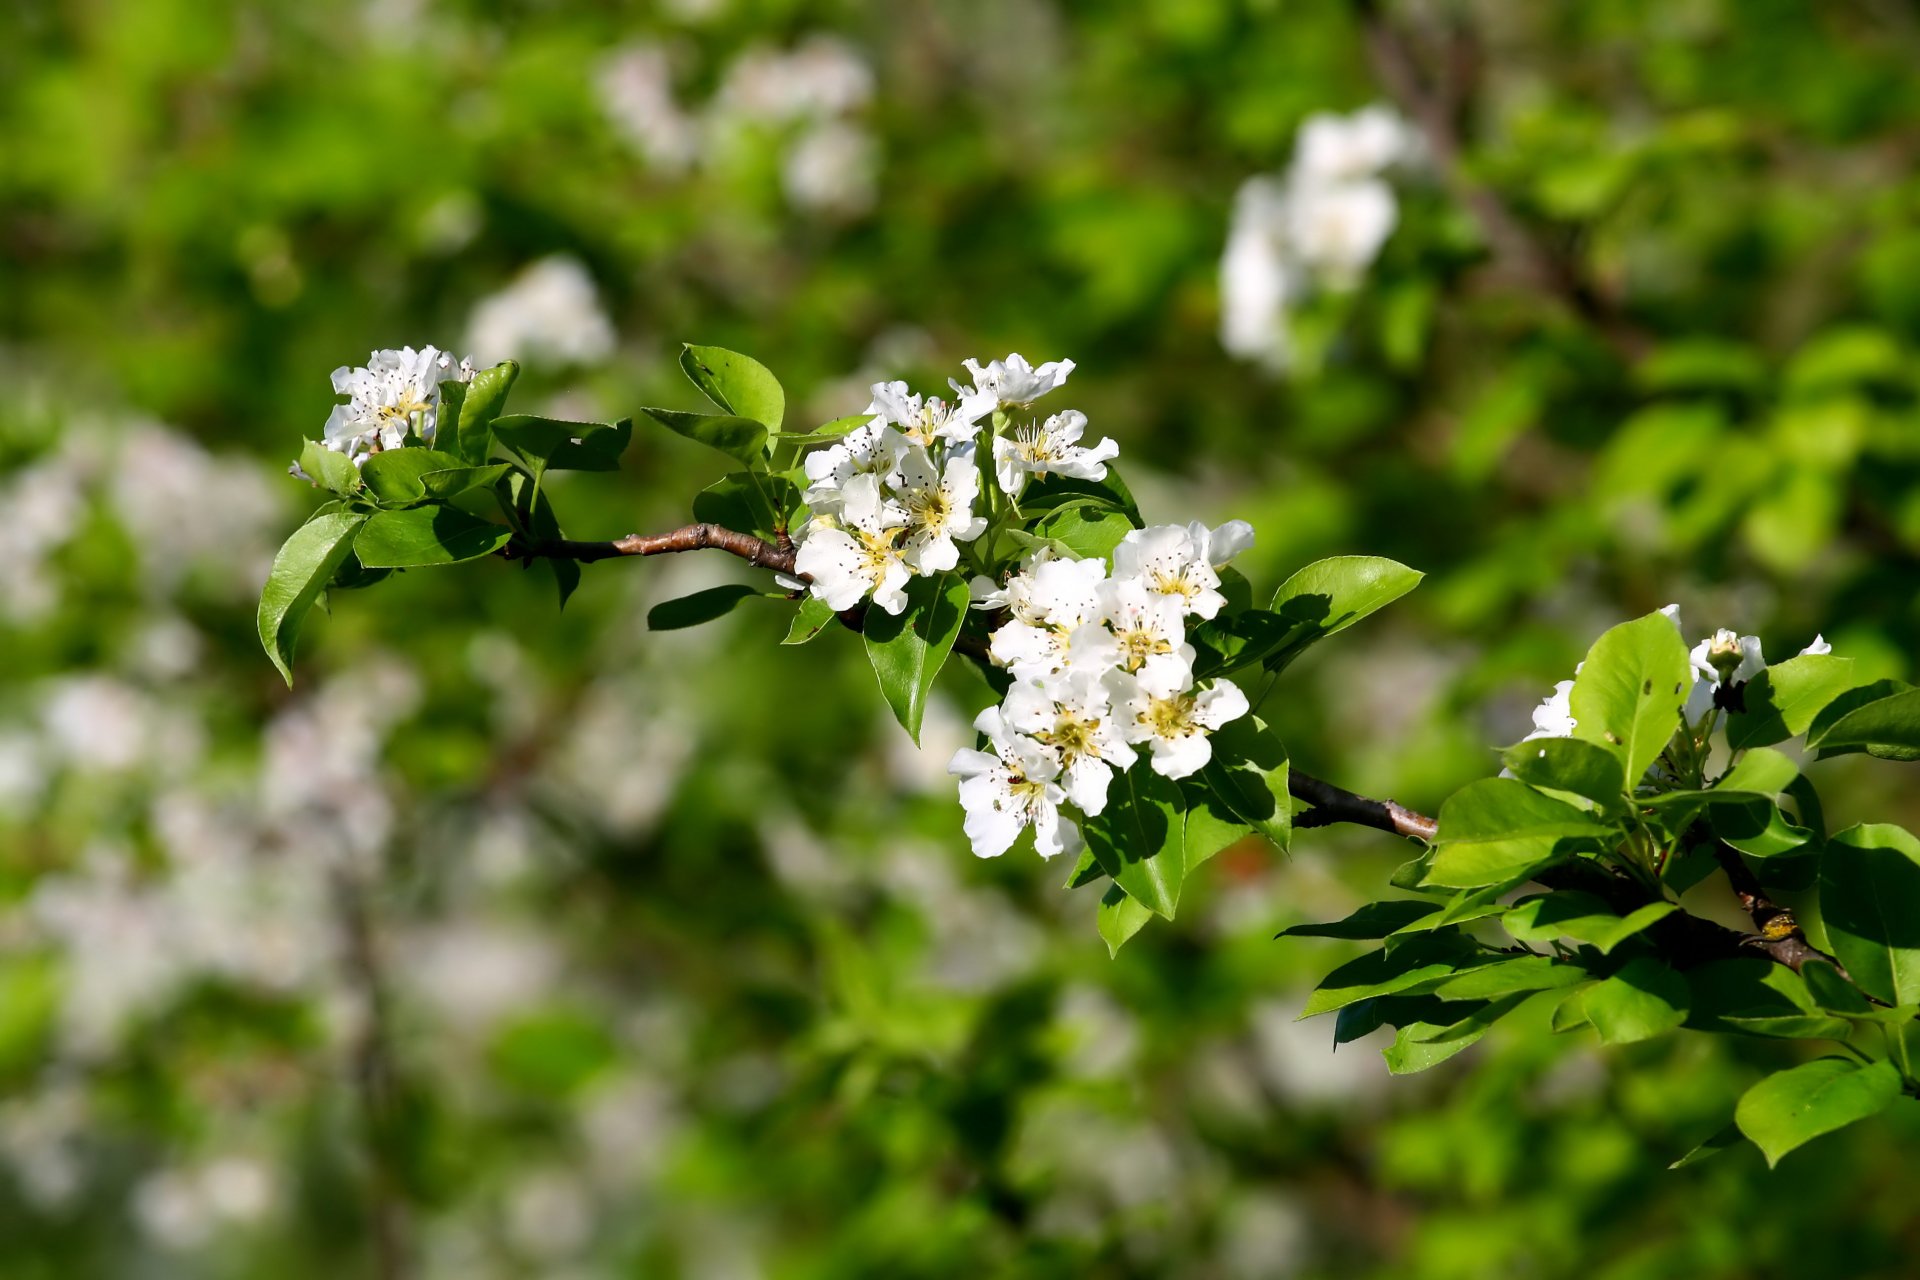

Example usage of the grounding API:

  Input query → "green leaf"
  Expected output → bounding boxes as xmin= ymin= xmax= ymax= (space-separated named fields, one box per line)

xmin=1568 ymin=612 xmax=1692 ymax=786
xmin=1298 ymin=935 xmax=1494 ymax=1018
xmin=1428 ymin=956 xmax=1588 ymax=1001
xmin=257 ymin=513 xmax=367 ymax=686
xmin=1728 ymin=654 xmax=1860 ymax=749
xmin=500 ymin=471 xmax=579 ymax=609
xmin=1262 ymin=555 xmax=1423 ymax=672
xmin=1084 ymin=767 xmax=1187 ymax=920
xmin=680 ymin=345 xmax=784 ymax=433
xmin=1426 ymin=778 xmax=1610 ymax=888
xmin=1021 ymin=471 xmax=1143 ymax=526
xmin=1809 ymin=686 xmax=1920 ymax=760
xmin=360 ymin=449 xmax=473 ymax=506
xmin=1709 ymin=798 xmax=1815 ymax=859
xmin=457 ymin=361 xmax=519 ymax=463
xmin=1182 ymin=784 xmax=1250 ymax=873
xmin=782 ymin=595 xmax=837 ymax=645
xmin=1279 ymin=900 xmax=1440 ymax=940
xmin=691 ymin=471 xmax=796 ymax=542
xmin=1683 ymin=959 xmax=1852 ymax=1040
xmin=1735 ymin=1057 xmax=1903 ymax=1167
xmin=1581 ymin=957 xmax=1689 ymax=1044
xmin=492 ymin=416 xmax=633 ymax=482
xmin=297 ymin=439 xmax=360 ymax=496
xmin=1820 ymin=823 xmax=1920 ymax=1004
xmin=1031 ymin=500 xmax=1135 ymax=559
xmin=354 ymin=506 xmax=513 ymax=568
xmin=772 ymin=413 xmax=872 ymax=443
xmin=1097 ymin=882 xmax=1155 ymax=957
xmin=1384 ymin=996 xmax=1529 ymax=1075
xmin=1503 ymin=892 xmax=1677 ymax=955
xmin=863 ymin=574 xmax=969 ymax=743
xmin=647 ymin=584 xmax=763 ymax=632
xmin=1201 ymin=714 xmax=1291 ymax=853
xmin=1669 ymin=1123 xmax=1744 ymax=1169
xmin=1498 ymin=737 xmax=1628 ymax=810
xmin=639 ymin=407 xmax=769 ymax=469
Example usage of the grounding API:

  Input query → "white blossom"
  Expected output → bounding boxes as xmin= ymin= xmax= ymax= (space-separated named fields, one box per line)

xmin=322 ymin=345 xmax=472 ymax=462
xmin=1691 ymin=627 xmax=1767 ymax=687
xmin=1106 ymin=662 xmax=1250 ymax=779
xmin=991 ymin=410 xmax=1118 ymax=497
xmin=782 ymin=119 xmax=878 ymax=215
xmin=1067 ymin=577 xmax=1193 ymax=678
xmin=865 ymin=381 xmax=984 ymax=449
xmin=1284 ymin=178 xmax=1398 ymax=285
xmin=800 ymin=420 xmax=905 ymax=514
xmin=1002 ymin=673 xmax=1136 ymax=815
xmin=597 ymin=43 xmax=700 ymax=172
xmin=792 ymin=473 xmax=911 ymax=614
xmin=1291 ymin=105 xmax=1417 ymax=186
xmin=952 ymin=354 xmax=1076 ymax=421
xmin=1220 ymin=176 xmax=1297 ymax=369
xmin=985 ymin=555 xmax=1109 ymax=679
xmin=1111 ymin=524 xmax=1231 ymax=620
xmin=1520 ymin=679 xmax=1577 ymax=742
xmin=948 ymin=707 xmax=1078 ymax=859
xmin=1801 ymin=635 xmax=1831 ymax=656
xmin=891 ymin=445 xmax=987 ymax=573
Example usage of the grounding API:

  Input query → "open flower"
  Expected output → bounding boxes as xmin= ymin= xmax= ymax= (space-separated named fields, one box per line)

xmin=985 ymin=556 xmax=1109 ymax=680
xmin=866 ymin=381 xmax=984 ymax=450
xmin=951 ymin=354 xmax=1075 ymax=421
xmin=793 ymin=474 xmax=911 ymax=614
xmin=1520 ymin=679 xmax=1577 ymax=742
xmin=1106 ymin=663 xmax=1250 ymax=779
xmin=948 ymin=707 xmax=1080 ymax=859
xmin=1001 ymin=672 xmax=1135 ymax=815
xmin=322 ymin=346 xmax=472 ymax=461
xmin=1111 ymin=524 xmax=1232 ymax=619
xmin=891 ymin=445 xmax=988 ymax=573
xmin=1065 ymin=577 xmax=1192 ymax=678
xmin=801 ymin=421 xmax=906 ymax=514
xmin=991 ymin=410 xmax=1119 ymax=497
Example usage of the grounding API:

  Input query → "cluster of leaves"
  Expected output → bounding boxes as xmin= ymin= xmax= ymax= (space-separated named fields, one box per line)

xmin=257 ymin=361 xmax=631 ymax=683
xmin=1285 ymin=611 xmax=1920 ymax=1165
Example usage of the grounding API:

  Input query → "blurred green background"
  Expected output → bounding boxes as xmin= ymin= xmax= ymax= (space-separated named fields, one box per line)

xmin=6 ymin=0 xmax=1920 ymax=1275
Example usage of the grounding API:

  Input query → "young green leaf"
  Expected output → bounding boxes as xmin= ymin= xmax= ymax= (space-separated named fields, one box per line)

xmin=1734 ymin=1057 xmax=1902 ymax=1167
xmin=680 ymin=345 xmax=785 ymax=433
xmin=1278 ymin=900 xmax=1441 ymax=940
xmin=1668 ymin=1122 xmax=1744 ymax=1169
xmin=1428 ymin=956 xmax=1587 ymax=1001
xmin=1384 ymin=997 xmax=1528 ymax=1075
xmin=1683 ymin=959 xmax=1852 ymax=1041
xmin=1808 ymin=685 xmax=1920 ymax=760
xmin=692 ymin=471 xmax=796 ymax=542
xmin=457 ymin=360 xmax=519 ymax=464
xmin=863 ymin=574 xmax=969 ymax=743
xmin=1426 ymin=778 xmax=1610 ymax=888
xmin=1097 ymin=882 xmax=1155 ymax=957
xmin=492 ymin=416 xmax=633 ymax=482
xmin=1298 ymin=934 xmax=1495 ymax=1018
xmin=1182 ymin=784 xmax=1251 ymax=873
xmin=1201 ymin=714 xmax=1291 ymax=853
xmin=297 ymin=439 xmax=361 ymax=496
xmin=257 ymin=512 xmax=368 ymax=686
xmin=782 ymin=595 xmax=837 ymax=645
xmin=1819 ymin=823 xmax=1920 ymax=1004
xmin=1031 ymin=500 xmax=1135 ymax=559
xmin=354 ymin=506 xmax=513 ymax=567
xmin=1084 ymin=767 xmax=1187 ymax=920
xmin=647 ymin=584 xmax=764 ymax=632
xmin=1502 ymin=892 xmax=1676 ymax=955
xmin=1498 ymin=737 xmax=1628 ymax=810
xmin=1568 ymin=612 xmax=1692 ymax=786
xmin=360 ymin=449 xmax=472 ymax=506
xmin=639 ymin=407 xmax=770 ymax=469
xmin=1727 ymin=654 xmax=1859 ymax=749
xmin=1581 ymin=956 xmax=1689 ymax=1044
xmin=1262 ymin=555 xmax=1424 ymax=673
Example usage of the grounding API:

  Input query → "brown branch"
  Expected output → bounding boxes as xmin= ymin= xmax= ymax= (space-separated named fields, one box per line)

xmin=1289 ymin=772 xmax=1438 ymax=841
xmin=1711 ymin=841 xmax=1850 ymax=977
xmin=1352 ymin=0 xmax=1648 ymax=359
xmin=508 ymin=523 xmax=797 ymax=574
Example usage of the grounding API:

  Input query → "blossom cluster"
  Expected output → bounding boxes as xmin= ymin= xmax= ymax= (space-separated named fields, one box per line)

xmin=1220 ymin=105 xmax=1418 ymax=370
xmin=792 ymin=354 xmax=1116 ymax=614
xmin=1517 ymin=604 xmax=1832 ymax=760
xmin=312 ymin=345 xmax=474 ymax=464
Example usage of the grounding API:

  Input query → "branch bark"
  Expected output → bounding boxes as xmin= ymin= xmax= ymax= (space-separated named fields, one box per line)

xmin=507 ymin=523 xmax=797 ymax=574
xmin=1711 ymin=840 xmax=1850 ymax=977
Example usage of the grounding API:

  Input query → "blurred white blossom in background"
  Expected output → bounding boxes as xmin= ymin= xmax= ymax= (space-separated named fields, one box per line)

xmin=1220 ymin=105 xmax=1419 ymax=371
xmin=465 ymin=255 xmax=618 ymax=368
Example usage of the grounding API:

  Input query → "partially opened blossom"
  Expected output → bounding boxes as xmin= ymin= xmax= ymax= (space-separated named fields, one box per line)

xmin=865 ymin=381 xmax=984 ymax=450
xmin=891 ymin=445 xmax=987 ymax=573
xmin=1001 ymin=673 xmax=1136 ymax=815
xmin=948 ymin=707 xmax=1079 ymax=859
xmin=1106 ymin=663 xmax=1250 ymax=780
xmin=793 ymin=474 xmax=911 ymax=613
xmin=1692 ymin=628 xmax=1767 ymax=687
xmin=951 ymin=353 xmax=1075 ymax=420
xmin=322 ymin=346 xmax=473 ymax=461
xmin=991 ymin=410 xmax=1119 ymax=497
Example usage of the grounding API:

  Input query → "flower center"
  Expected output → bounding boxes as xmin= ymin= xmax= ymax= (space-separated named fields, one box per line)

xmin=1115 ymin=626 xmax=1171 ymax=671
xmin=1040 ymin=712 xmax=1101 ymax=759
xmin=1144 ymin=696 xmax=1196 ymax=739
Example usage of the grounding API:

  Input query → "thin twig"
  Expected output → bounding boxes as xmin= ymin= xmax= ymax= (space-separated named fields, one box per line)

xmin=507 ymin=523 xmax=797 ymax=574
xmin=1711 ymin=840 xmax=1850 ymax=977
